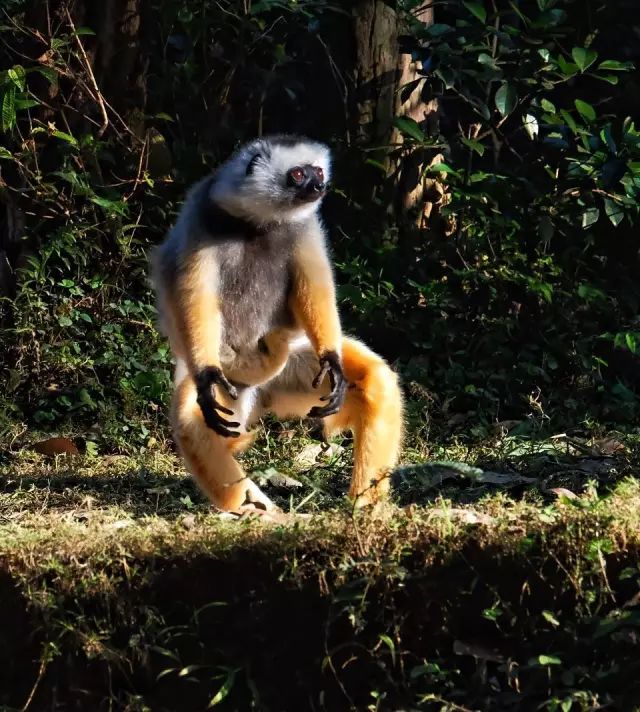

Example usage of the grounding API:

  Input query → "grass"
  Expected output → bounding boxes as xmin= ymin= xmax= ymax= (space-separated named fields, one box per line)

xmin=2 ymin=419 xmax=640 ymax=710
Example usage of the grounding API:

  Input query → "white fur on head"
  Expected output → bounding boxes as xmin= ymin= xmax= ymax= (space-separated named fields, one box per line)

xmin=209 ymin=134 xmax=331 ymax=224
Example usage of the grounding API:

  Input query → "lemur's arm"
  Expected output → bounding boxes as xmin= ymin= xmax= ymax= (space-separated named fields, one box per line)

xmin=289 ymin=222 xmax=347 ymax=417
xmin=171 ymin=248 xmax=240 ymax=437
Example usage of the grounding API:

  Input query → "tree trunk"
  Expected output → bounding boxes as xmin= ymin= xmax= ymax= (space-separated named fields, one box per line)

xmin=351 ymin=1 xmax=444 ymax=228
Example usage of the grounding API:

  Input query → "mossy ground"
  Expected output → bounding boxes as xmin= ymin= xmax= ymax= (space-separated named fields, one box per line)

xmin=2 ymin=418 xmax=640 ymax=711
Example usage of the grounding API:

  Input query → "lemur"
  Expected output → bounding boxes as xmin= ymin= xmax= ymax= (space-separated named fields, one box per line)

xmin=151 ymin=134 xmax=404 ymax=513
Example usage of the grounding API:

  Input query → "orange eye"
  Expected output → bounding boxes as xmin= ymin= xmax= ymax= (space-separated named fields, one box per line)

xmin=314 ymin=167 xmax=324 ymax=182
xmin=290 ymin=167 xmax=305 ymax=184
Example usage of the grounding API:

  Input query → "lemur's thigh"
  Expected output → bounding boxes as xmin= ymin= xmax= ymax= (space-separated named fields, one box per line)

xmin=248 ymin=341 xmax=329 ymax=424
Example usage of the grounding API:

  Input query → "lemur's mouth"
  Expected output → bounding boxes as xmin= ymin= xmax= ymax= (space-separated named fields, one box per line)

xmin=296 ymin=188 xmax=326 ymax=204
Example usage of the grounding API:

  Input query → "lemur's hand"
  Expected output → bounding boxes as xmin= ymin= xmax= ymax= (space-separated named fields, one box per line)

xmin=309 ymin=351 xmax=347 ymax=418
xmin=195 ymin=367 xmax=240 ymax=437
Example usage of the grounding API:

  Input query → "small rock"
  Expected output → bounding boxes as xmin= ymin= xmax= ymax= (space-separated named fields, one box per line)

xmin=181 ymin=514 xmax=196 ymax=529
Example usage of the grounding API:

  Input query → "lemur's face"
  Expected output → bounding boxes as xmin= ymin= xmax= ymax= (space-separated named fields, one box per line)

xmin=245 ymin=142 xmax=330 ymax=211
xmin=212 ymin=136 xmax=332 ymax=223
xmin=285 ymin=164 xmax=326 ymax=203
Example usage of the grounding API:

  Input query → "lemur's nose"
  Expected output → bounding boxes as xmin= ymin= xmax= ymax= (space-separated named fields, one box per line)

xmin=314 ymin=181 xmax=326 ymax=192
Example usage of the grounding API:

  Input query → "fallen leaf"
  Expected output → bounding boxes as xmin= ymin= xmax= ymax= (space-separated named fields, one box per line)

xmin=592 ymin=437 xmax=626 ymax=455
xmin=265 ymin=473 xmax=303 ymax=490
xmin=108 ymin=520 xmax=132 ymax=530
xmin=277 ymin=429 xmax=296 ymax=441
xmin=31 ymin=437 xmax=79 ymax=457
xmin=433 ymin=508 xmax=493 ymax=525
xmin=549 ymin=487 xmax=578 ymax=500
xmin=294 ymin=442 xmax=343 ymax=468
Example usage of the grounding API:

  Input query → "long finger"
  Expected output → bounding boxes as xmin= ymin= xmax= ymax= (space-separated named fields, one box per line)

xmin=211 ymin=400 xmax=235 ymax=416
xmin=217 ymin=373 xmax=238 ymax=399
xmin=312 ymin=362 xmax=331 ymax=389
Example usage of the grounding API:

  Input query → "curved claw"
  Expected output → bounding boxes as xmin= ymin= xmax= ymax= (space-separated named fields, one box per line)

xmin=308 ymin=351 xmax=347 ymax=419
xmin=195 ymin=366 xmax=242 ymax=437
xmin=312 ymin=360 xmax=331 ymax=389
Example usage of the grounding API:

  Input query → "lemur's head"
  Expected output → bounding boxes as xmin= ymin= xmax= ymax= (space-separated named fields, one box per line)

xmin=210 ymin=134 xmax=331 ymax=224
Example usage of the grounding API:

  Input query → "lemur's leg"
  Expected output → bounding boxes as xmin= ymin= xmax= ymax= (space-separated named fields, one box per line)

xmin=251 ymin=337 xmax=404 ymax=506
xmin=171 ymin=359 xmax=275 ymax=512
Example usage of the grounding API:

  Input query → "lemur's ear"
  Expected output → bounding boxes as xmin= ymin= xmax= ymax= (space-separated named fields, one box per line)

xmin=246 ymin=154 xmax=261 ymax=176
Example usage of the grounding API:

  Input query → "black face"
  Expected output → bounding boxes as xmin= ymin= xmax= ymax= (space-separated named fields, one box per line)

xmin=286 ymin=164 xmax=326 ymax=203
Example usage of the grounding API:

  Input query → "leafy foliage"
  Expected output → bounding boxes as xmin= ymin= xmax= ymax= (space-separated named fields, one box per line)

xmin=0 ymin=0 xmax=639 ymax=449
xmin=356 ymin=0 xmax=640 ymax=427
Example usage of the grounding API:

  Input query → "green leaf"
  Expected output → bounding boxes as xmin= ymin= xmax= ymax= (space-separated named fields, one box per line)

xmin=530 ymin=654 xmax=562 ymax=666
xmin=7 ymin=65 xmax=26 ymax=91
xmin=393 ymin=116 xmax=425 ymax=142
xmin=379 ymin=634 xmax=397 ymax=666
xmin=604 ymin=198 xmax=624 ymax=227
xmin=581 ymin=207 xmax=600 ymax=228
xmin=572 ymin=47 xmax=598 ymax=72
xmin=0 ymin=146 xmax=13 ymax=159
xmin=541 ymin=98 xmax=555 ymax=113
xmin=542 ymin=610 xmax=560 ymax=627
xmin=426 ymin=23 xmax=455 ymax=37
xmin=1 ymin=87 xmax=16 ymax=132
xmin=15 ymin=98 xmax=40 ymax=110
xmin=557 ymin=55 xmax=579 ymax=77
xmin=461 ymin=136 xmax=485 ymax=156
xmin=52 ymin=130 xmax=78 ymax=146
xmin=560 ymin=109 xmax=577 ymax=134
xmin=208 ymin=668 xmax=239 ymax=707
xmin=495 ymin=82 xmax=517 ymax=117
xmin=74 ymin=26 xmax=96 ymax=36
xmin=90 ymin=196 xmax=129 ymax=216
xmin=58 ymin=316 xmax=73 ymax=327
xmin=427 ymin=162 xmax=459 ymax=176
xmin=594 ymin=74 xmax=619 ymax=85
xmin=463 ymin=1 xmax=486 ymax=23
xmin=477 ymin=52 xmax=496 ymax=67
xmin=598 ymin=59 xmax=633 ymax=72
xmin=34 ymin=66 xmax=58 ymax=85
xmin=575 ymin=99 xmax=596 ymax=121
xmin=600 ymin=125 xmax=617 ymax=154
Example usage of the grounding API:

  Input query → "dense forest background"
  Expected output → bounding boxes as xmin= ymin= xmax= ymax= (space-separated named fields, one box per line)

xmin=1 ymin=0 xmax=640 ymax=449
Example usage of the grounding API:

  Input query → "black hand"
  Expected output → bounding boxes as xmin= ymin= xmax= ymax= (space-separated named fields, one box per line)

xmin=195 ymin=366 xmax=241 ymax=437
xmin=308 ymin=351 xmax=347 ymax=418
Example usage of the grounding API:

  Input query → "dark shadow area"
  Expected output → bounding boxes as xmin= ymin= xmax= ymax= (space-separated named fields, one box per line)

xmin=1 ymin=531 xmax=640 ymax=710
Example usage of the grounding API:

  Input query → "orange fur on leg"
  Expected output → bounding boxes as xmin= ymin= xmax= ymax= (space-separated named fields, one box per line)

xmin=171 ymin=375 xmax=273 ymax=511
xmin=325 ymin=339 xmax=404 ymax=505
xmin=256 ymin=337 xmax=404 ymax=507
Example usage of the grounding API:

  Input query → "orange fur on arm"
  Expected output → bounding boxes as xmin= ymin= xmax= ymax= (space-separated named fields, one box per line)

xmin=290 ymin=232 xmax=342 ymax=358
xmin=173 ymin=249 xmax=222 ymax=375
